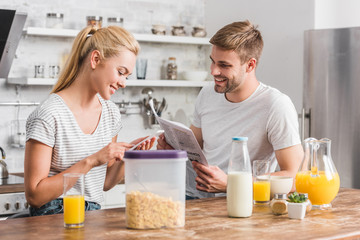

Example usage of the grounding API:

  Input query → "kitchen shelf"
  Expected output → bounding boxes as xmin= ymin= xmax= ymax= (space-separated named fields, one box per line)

xmin=7 ymin=77 xmax=211 ymax=87
xmin=25 ymin=27 xmax=211 ymax=45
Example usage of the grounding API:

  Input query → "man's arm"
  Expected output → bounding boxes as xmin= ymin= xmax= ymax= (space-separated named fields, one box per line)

xmin=190 ymin=125 xmax=203 ymax=149
xmin=272 ymin=144 xmax=304 ymax=191
xmin=272 ymin=144 xmax=303 ymax=177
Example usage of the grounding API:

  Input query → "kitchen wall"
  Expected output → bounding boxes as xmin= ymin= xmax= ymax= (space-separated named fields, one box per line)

xmin=0 ymin=0 xmax=208 ymax=172
xmin=204 ymin=0 xmax=360 ymax=110
xmin=2 ymin=0 xmax=358 ymax=173
xmin=205 ymin=0 xmax=315 ymax=112
xmin=315 ymin=0 xmax=360 ymax=29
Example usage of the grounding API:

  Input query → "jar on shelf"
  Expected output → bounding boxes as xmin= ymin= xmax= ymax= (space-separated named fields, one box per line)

xmin=107 ymin=17 xmax=123 ymax=27
xmin=270 ymin=193 xmax=288 ymax=215
xmin=166 ymin=57 xmax=177 ymax=80
xmin=86 ymin=16 xmax=102 ymax=29
xmin=46 ymin=13 xmax=64 ymax=29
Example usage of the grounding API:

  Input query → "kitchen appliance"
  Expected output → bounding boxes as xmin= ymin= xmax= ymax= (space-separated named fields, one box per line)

xmin=0 ymin=9 xmax=27 ymax=79
xmin=302 ymin=27 xmax=360 ymax=189
xmin=0 ymin=174 xmax=27 ymax=217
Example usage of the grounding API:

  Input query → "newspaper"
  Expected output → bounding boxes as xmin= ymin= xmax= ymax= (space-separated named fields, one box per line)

xmin=149 ymin=99 xmax=208 ymax=166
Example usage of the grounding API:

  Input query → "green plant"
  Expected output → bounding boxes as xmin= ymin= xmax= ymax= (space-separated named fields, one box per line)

xmin=287 ymin=192 xmax=307 ymax=203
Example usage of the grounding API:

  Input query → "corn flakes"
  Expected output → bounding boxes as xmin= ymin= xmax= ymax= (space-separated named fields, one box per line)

xmin=126 ymin=191 xmax=184 ymax=229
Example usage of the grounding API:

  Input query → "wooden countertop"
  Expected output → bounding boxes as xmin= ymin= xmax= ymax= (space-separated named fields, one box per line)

xmin=1 ymin=188 xmax=360 ymax=240
xmin=0 ymin=173 xmax=25 ymax=194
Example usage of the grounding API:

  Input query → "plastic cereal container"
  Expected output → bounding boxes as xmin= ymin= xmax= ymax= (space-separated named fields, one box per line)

xmin=124 ymin=150 xmax=187 ymax=229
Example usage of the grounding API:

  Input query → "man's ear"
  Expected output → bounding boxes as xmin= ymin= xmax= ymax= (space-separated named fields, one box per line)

xmin=90 ymin=50 xmax=101 ymax=70
xmin=246 ymin=58 xmax=257 ymax=73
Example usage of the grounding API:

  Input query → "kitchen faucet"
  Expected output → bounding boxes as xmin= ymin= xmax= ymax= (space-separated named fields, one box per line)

xmin=0 ymin=146 xmax=9 ymax=179
xmin=0 ymin=147 xmax=5 ymax=160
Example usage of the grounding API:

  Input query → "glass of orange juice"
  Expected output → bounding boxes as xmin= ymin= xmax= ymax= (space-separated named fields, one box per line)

xmin=252 ymin=160 xmax=270 ymax=205
xmin=63 ymin=173 xmax=85 ymax=228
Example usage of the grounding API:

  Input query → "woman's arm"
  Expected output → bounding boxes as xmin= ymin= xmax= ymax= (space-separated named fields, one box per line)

xmin=25 ymin=137 xmax=135 ymax=208
xmin=24 ymin=139 xmax=94 ymax=208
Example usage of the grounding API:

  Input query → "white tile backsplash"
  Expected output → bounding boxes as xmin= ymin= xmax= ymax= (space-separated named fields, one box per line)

xmin=0 ymin=0 xmax=209 ymax=172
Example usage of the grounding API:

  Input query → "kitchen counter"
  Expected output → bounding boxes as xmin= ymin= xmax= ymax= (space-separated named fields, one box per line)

xmin=0 ymin=173 xmax=25 ymax=194
xmin=1 ymin=188 xmax=360 ymax=240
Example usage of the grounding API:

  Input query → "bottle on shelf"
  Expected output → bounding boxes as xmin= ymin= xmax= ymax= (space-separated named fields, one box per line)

xmin=166 ymin=57 xmax=177 ymax=80
xmin=227 ymin=136 xmax=253 ymax=218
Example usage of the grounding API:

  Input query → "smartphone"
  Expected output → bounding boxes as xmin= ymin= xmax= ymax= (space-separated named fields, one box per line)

xmin=129 ymin=130 xmax=164 ymax=150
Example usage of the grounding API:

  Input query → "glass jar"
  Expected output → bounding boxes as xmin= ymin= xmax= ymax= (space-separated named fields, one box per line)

xmin=86 ymin=16 xmax=102 ymax=28
xmin=166 ymin=57 xmax=177 ymax=80
xmin=46 ymin=13 xmax=64 ymax=29
xmin=171 ymin=25 xmax=186 ymax=36
xmin=270 ymin=193 xmax=288 ymax=215
xmin=107 ymin=17 xmax=123 ymax=27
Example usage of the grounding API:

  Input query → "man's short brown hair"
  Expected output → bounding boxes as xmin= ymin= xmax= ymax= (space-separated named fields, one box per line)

xmin=210 ymin=20 xmax=263 ymax=65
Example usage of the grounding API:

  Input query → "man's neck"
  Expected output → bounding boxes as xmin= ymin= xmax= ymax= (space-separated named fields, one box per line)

xmin=225 ymin=76 xmax=260 ymax=103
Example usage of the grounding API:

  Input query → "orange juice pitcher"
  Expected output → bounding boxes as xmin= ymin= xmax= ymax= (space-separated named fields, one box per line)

xmin=295 ymin=138 xmax=340 ymax=209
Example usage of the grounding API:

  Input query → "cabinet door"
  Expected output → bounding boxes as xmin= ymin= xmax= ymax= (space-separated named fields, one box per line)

xmin=101 ymin=184 xmax=126 ymax=209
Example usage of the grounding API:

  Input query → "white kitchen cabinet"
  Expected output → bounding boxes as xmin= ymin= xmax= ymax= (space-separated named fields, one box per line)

xmin=101 ymin=184 xmax=126 ymax=209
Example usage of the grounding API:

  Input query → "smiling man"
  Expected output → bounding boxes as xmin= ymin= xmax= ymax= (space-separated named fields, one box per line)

xmin=158 ymin=20 xmax=304 ymax=199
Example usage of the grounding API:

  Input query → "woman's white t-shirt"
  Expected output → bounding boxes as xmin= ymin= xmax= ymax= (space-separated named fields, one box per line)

xmin=26 ymin=94 xmax=122 ymax=204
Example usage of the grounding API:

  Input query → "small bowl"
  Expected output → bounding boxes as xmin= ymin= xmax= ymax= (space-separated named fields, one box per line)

xmin=270 ymin=176 xmax=293 ymax=198
xmin=182 ymin=71 xmax=208 ymax=81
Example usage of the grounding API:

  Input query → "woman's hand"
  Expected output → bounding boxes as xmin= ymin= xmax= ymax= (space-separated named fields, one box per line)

xmin=89 ymin=142 xmax=133 ymax=167
xmin=130 ymin=136 xmax=156 ymax=150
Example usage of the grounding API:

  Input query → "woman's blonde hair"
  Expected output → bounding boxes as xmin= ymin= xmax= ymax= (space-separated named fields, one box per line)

xmin=51 ymin=26 xmax=140 ymax=93
xmin=210 ymin=20 xmax=263 ymax=65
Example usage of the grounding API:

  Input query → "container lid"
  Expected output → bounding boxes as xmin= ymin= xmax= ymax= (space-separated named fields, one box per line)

xmin=107 ymin=17 xmax=123 ymax=22
xmin=87 ymin=16 xmax=103 ymax=21
xmin=232 ymin=136 xmax=248 ymax=141
xmin=124 ymin=150 xmax=187 ymax=159
xmin=47 ymin=13 xmax=64 ymax=18
xmin=274 ymin=193 xmax=288 ymax=199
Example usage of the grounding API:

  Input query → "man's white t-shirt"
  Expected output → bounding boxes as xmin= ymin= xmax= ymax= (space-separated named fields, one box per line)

xmin=189 ymin=82 xmax=301 ymax=198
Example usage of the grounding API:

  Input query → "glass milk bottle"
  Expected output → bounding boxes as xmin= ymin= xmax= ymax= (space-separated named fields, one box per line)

xmin=227 ymin=137 xmax=253 ymax=217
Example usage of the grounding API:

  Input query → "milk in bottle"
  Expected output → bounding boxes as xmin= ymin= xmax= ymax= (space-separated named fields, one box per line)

xmin=227 ymin=137 xmax=253 ymax=217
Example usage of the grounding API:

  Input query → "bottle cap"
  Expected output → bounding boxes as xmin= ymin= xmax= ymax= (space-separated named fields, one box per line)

xmin=232 ymin=136 xmax=248 ymax=141
xmin=274 ymin=193 xmax=288 ymax=199
xmin=169 ymin=57 xmax=176 ymax=60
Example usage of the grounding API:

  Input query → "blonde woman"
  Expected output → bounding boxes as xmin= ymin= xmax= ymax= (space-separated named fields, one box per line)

xmin=25 ymin=26 xmax=153 ymax=216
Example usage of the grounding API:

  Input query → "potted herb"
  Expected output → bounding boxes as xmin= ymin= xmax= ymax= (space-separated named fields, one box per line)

xmin=287 ymin=192 xmax=307 ymax=219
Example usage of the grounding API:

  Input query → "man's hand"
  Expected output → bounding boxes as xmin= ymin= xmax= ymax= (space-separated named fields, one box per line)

xmin=156 ymin=133 xmax=174 ymax=150
xmin=192 ymin=161 xmax=227 ymax=193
